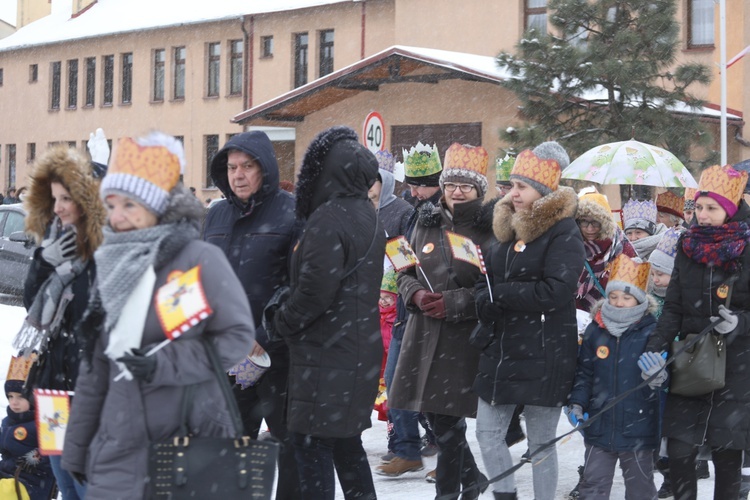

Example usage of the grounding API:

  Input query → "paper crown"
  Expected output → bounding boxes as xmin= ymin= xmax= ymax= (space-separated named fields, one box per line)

xmin=622 ymin=199 xmax=657 ymax=225
xmin=375 ymin=150 xmax=395 ymax=173
xmin=609 ymin=254 xmax=650 ymax=294
xmin=380 ymin=268 xmax=398 ymax=294
xmin=440 ymin=143 xmax=490 ymax=196
xmin=403 ymin=142 xmax=442 ymax=178
xmin=509 ymin=149 xmax=561 ymax=193
xmin=684 ymin=187 xmax=697 ymax=210
xmin=654 ymin=227 xmax=682 ymax=259
xmin=103 ymin=137 xmax=181 ymax=215
xmin=496 ymin=154 xmax=515 ymax=183
xmin=656 ymin=190 xmax=684 ymax=219
xmin=697 ymin=164 xmax=749 ymax=207
xmin=6 ymin=355 xmax=33 ymax=382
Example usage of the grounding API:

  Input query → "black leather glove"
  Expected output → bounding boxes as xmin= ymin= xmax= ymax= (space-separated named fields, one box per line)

xmin=476 ymin=288 xmax=503 ymax=324
xmin=117 ymin=348 xmax=157 ymax=383
xmin=71 ymin=471 xmax=87 ymax=486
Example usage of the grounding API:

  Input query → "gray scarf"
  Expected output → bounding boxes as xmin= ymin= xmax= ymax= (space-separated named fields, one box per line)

xmin=630 ymin=223 xmax=668 ymax=260
xmin=649 ymin=282 xmax=668 ymax=298
xmin=95 ymin=221 xmax=198 ymax=331
xmin=601 ymin=300 xmax=649 ymax=337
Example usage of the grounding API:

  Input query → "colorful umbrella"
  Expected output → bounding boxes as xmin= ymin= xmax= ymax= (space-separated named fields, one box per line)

xmin=562 ymin=140 xmax=698 ymax=188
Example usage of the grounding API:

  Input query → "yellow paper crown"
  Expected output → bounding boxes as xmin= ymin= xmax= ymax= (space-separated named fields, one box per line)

xmin=443 ymin=143 xmax=489 ymax=176
xmin=510 ymin=149 xmax=561 ymax=192
xmin=684 ymin=187 xmax=697 ymax=202
xmin=697 ymin=164 xmax=749 ymax=206
xmin=656 ymin=190 xmax=684 ymax=219
xmin=6 ymin=355 xmax=33 ymax=382
xmin=110 ymin=137 xmax=181 ymax=193
xmin=609 ymin=254 xmax=650 ymax=294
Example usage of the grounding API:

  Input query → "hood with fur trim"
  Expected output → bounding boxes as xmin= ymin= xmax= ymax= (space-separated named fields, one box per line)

xmin=492 ymin=186 xmax=578 ymax=244
xmin=24 ymin=146 xmax=106 ymax=261
xmin=576 ymin=197 xmax=617 ymax=240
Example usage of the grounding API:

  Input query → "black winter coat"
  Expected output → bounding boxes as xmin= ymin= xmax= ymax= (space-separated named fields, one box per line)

xmin=274 ymin=127 xmax=385 ymax=438
xmin=204 ymin=131 xmax=299 ymax=352
xmin=473 ymin=188 xmax=584 ymax=407
xmin=646 ymin=200 xmax=750 ymax=449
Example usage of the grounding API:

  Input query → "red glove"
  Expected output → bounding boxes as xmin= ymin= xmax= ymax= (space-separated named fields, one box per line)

xmin=412 ymin=289 xmax=440 ymax=309
xmin=422 ymin=294 xmax=446 ymax=319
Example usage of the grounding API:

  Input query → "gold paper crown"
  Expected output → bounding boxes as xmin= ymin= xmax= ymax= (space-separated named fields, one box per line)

xmin=443 ymin=143 xmax=489 ymax=176
xmin=684 ymin=187 xmax=697 ymax=202
xmin=609 ymin=254 xmax=650 ymax=294
xmin=697 ymin=164 xmax=749 ymax=206
xmin=6 ymin=355 xmax=33 ymax=382
xmin=656 ymin=190 xmax=684 ymax=219
xmin=510 ymin=149 xmax=561 ymax=192
xmin=110 ymin=138 xmax=181 ymax=193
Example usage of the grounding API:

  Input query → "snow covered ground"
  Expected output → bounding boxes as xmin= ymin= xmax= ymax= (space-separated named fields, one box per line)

xmin=0 ymin=302 xmax=715 ymax=499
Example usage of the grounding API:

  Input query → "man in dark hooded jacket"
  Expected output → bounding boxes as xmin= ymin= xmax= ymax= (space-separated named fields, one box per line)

xmin=273 ymin=126 xmax=385 ymax=500
xmin=202 ymin=131 xmax=300 ymax=499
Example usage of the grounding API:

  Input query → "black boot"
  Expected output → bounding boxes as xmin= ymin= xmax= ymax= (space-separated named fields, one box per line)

xmin=461 ymin=472 xmax=488 ymax=500
xmin=505 ymin=405 xmax=526 ymax=447
xmin=568 ymin=465 xmax=584 ymax=499
xmin=695 ymin=459 xmax=710 ymax=479
xmin=657 ymin=471 xmax=673 ymax=499
xmin=493 ymin=492 xmax=517 ymax=500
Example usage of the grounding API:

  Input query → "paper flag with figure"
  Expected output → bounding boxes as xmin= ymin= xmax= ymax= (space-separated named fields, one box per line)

xmin=446 ymin=231 xmax=486 ymax=274
xmin=154 ymin=265 xmax=213 ymax=340
xmin=385 ymin=236 xmax=420 ymax=272
xmin=34 ymin=389 xmax=70 ymax=455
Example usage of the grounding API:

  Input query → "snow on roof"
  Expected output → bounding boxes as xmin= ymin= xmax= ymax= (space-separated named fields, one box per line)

xmin=0 ymin=0 xmax=352 ymax=52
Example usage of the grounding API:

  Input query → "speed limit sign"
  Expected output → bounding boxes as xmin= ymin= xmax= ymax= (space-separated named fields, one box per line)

xmin=363 ymin=112 xmax=386 ymax=153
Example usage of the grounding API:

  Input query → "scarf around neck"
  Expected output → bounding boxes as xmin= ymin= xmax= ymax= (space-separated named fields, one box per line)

xmin=601 ymin=300 xmax=649 ymax=337
xmin=682 ymin=222 xmax=750 ymax=273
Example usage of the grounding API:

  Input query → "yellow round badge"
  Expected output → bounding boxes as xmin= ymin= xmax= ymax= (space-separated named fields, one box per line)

xmin=596 ymin=346 xmax=610 ymax=359
xmin=514 ymin=240 xmax=526 ymax=252
xmin=423 ymin=243 xmax=435 ymax=254
xmin=717 ymin=284 xmax=729 ymax=299
xmin=14 ymin=427 xmax=27 ymax=441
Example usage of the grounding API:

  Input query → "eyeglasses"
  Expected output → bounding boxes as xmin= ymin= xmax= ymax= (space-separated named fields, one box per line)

xmin=577 ymin=219 xmax=601 ymax=229
xmin=443 ymin=183 xmax=476 ymax=194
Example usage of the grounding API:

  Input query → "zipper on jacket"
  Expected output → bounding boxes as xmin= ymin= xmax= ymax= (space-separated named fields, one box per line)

xmin=541 ymin=313 xmax=546 ymax=349
xmin=610 ymin=336 xmax=621 ymax=447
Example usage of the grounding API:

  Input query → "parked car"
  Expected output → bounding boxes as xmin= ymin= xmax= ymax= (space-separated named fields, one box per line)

xmin=0 ymin=204 xmax=34 ymax=296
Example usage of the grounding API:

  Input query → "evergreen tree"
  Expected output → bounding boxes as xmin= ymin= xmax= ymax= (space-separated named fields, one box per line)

xmin=498 ymin=0 xmax=715 ymax=172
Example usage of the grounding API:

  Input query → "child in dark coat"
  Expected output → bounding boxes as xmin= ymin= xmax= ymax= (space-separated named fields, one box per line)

xmin=1 ymin=378 xmax=55 ymax=500
xmin=567 ymin=254 xmax=661 ymax=499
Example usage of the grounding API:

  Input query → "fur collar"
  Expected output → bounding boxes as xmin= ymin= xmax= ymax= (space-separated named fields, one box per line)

xmin=418 ymin=197 xmax=499 ymax=232
xmin=493 ymin=187 xmax=578 ymax=244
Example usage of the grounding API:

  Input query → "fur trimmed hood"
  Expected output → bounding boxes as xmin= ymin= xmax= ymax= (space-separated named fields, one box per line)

xmin=295 ymin=126 xmax=378 ymax=219
xmin=418 ymin=197 xmax=499 ymax=233
xmin=24 ymin=146 xmax=106 ymax=261
xmin=576 ymin=197 xmax=617 ymax=240
xmin=492 ymin=186 xmax=578 ymax=244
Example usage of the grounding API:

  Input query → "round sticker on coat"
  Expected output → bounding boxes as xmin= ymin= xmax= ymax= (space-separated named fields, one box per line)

xmin=14 ymin=427 xmax=27 ymax=441
xmin=596 ymin=346 xmax=609 ymax=359
xmin=717 ymin=284 xmax=729 ymax=299
xmin=422 ymin=243 xmax=435 ymax=254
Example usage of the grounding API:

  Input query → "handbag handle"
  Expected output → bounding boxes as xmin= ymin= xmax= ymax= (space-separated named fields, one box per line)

xmin=177 ymin=337 xmax=246 ymax=439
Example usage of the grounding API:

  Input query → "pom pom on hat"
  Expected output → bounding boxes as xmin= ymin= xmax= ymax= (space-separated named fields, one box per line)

xmin=509 ymin=141 xmax=567 ymax=196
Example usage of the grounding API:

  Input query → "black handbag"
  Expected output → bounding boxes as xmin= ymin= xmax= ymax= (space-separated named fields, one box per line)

xmin=147 ymin=338 xmax=279 ymax=499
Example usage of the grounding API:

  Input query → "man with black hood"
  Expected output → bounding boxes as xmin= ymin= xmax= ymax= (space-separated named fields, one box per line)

xmin=202 ymin=130 xmax=300 ymax=499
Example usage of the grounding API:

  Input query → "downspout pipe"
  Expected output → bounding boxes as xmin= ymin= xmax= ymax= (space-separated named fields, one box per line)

xmin=241 ymin=15 xmax=254 ymax=114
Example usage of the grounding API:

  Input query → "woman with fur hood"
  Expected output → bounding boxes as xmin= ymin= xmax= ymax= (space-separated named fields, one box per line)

xmin=389 ymin=143 xmax=496 ymax=499
xmin=15 ymin=145 xmax=106 ymax=500
xmin=473 ymin=142 xmax=585 ymax=500
xmin=60 ymin=132 xmax=255 ymax=499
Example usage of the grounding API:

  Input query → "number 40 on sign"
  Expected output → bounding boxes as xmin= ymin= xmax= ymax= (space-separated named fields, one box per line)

xmin=363 ymin=112 xmax=386 ymax=153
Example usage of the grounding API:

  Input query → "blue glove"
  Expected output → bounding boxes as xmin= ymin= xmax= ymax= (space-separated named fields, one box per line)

xmin=710 ymin=305 xmax=738 ymax=335
xmin=564 ymin=404 xmax=588 ymax=427
xmin=637 ymin=351 xmax=667 ymax=389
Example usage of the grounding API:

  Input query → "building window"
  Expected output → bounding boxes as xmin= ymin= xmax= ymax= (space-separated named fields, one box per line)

xmin=29 ymin=64 xmax=38 ymax=83
xmin=85 ymin=57 xmax=95 ymax=106
xmin=153 ymin=49 xmax=165 ymax=102
xmin=67 ymin=59 xmax=78 ymax=108
xmin=27 ymin=143 xmax=36 ymax=163
xmin=174 ymin=46 xmax=186 ymax=100
xmin=50 ymin=61 xmax=61 ymax=109
xmin=294 ymin=33 xmax=308 ymax=88
xmin=207 ymin=42 xmax=220 ymax=97
xmin=525 ymin=0 xmax=547 ymax=34
xmin=0 ymin=68 xmax=3 ymax=86
xmin=121 ymin=52 xmax=133 ymax=104
xmin=319 ymin=30 xmax=334 ymax=77
xmin=688 ymin=0 xmax=714 ymax=47
xmin=261 ymin=36 xmax=274 ymax=58
xmin=6 ymin=144 xmax=16 ymax=188
xmin=103 ymin=54 xmax=114 ymax=105
xmin=229 ymin=40 xmax=243 ymax=95
xmin=205 ymin=135 xmax=218 ymax=188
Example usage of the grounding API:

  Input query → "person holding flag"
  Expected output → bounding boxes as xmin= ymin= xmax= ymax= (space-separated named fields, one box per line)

xmin=388 ymin=143 xmax=497 ymax=499
xmin=473 ymin=141 xmax=584 ymax=500
xmin=60 ymin=132 xmax=255 ymax=499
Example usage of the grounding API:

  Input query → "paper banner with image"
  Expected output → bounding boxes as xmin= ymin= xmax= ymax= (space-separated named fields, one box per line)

xmin=155 ymin=265 xmax=213 ymax=340
xmin=385 ymin=236 xmax=420 ymax=272
xmin=34 ymin=389 xmax=70 ymax=456
xmin=445 ymin=231 xmax=486 ymax=274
